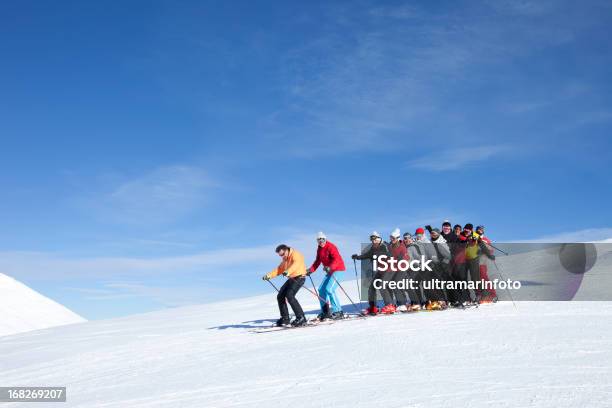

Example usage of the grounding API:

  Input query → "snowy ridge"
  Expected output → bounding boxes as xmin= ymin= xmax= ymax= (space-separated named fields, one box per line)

xmin=0 ymin=278 xmax=611 ymax=407
xmin=0 ymin=273 xmax=86 ymax=337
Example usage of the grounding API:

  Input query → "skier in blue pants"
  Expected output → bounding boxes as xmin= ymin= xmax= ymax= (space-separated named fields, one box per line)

xmin=318 ymin=271 xmax=344 ymax=316
xmin=307 ymin=232 xmax=347 ymax=320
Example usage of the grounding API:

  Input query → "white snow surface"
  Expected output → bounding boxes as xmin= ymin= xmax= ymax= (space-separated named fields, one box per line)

xmin=0 ymin=273 xmax=85 ymax=337
xmin=0 ymin=279 xmax=611 ymax=407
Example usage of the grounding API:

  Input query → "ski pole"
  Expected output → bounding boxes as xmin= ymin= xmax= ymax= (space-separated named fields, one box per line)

xmin=308 ymin=274 xmax=319 ymax=298
xmin=308 ymin=273 xmax=331 ymax=309
xmin=490 ymin=243 xmax=509 ymax=256
xmin=492 ymin=260 xmax=517 ymax=310
xmin=353 ymin=259 xmax=362 ymax=304
xmin=332 ymin=274 xmax=365 ymax=316
xmin=288 ymin=276 xmax=329 ymax=305
xmin=267 ymin=279 xmax=280 ymax=292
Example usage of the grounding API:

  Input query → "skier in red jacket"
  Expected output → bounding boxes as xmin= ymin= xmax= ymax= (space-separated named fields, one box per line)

xmin=387 ymin=228 xmax=409 ymax=313
xmin=308 ymin=232 xmax=347 ymax=320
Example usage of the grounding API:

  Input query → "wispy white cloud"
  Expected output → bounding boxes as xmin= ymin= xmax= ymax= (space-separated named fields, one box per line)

xmin=66 ymin=282 xmax=219 ymax=307
xmin=0 ymin=245 xmax=276 ymax=281
xmin=79 ymin=165 xmax=218 ymax=225
xmin=268 ymin=1 xmax=596 ymax=156
xmin=0 ymin=213 xmax=456 ymax=283
xmin=406 ymin=145 xmax=509 ymax=171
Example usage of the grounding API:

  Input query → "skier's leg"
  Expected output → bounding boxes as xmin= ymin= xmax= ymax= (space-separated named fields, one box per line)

xmin=392 ymin=270 xmax=408 ymax=305
xmin=453 ymin=263 xmax=469 ymax=303
xmin=368 ymin=271 xmax=383 ymax=308
xmin=445 ymin=260 xmax=456 ymax=303
xmin=318 ymin=274 xmax=332 ymax=311
xmin=380 ymin=272 xmax=394 ymax=305
xmin=285 ymin=277 xmax=305 ymax=318
xmin=467 ymin=258 xmax=480 ymax=302
xmin=429 ymin=265 xmax=444 ymax=302
xmin=406 ymin=270 xmax=422 ymax=305
xmin=421 ymin=270 xmax=432 ymax=302
xmin=327 ymin=271 xmax=343 ymax=313
xmin=277 ymin=279 xmax=291 ymax=319
xmin=480 ymin=263 xmax=497 ymax=299
xmin=439 ymin=262 xmax=452 ymax=303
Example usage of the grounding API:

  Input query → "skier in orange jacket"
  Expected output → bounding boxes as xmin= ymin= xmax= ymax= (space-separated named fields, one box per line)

xmin=263 ymin=244 xmax=308 ymax=327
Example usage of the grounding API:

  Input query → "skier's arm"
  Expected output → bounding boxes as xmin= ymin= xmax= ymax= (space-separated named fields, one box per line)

xmin=265 ymin=265 xmax=282 ymax=280
xmin=309 ymin=250 xmax=322 ymax=273
xmin=482 ymin=242 xmax=495 ymax=260
xmin=354 ymin=246 xmax=373 ymax=260
xmin=438 ymin=242 xmax=451 ymax=261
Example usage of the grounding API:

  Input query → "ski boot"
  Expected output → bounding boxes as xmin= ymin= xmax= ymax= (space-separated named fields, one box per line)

xmin=363 ymin=305 xmax=379 ymax=316
xmin=291 ymin=315 xmax=307 ymax=327
xmin=381 ymin=304 xmax=396 ymax=314
xmin=276 ymin=317 xmax=290 ymax=327
xmin=331 ymin=311 xmax=345 ymax=320
xmin=317 ymin=304 xmax=333 ymax=321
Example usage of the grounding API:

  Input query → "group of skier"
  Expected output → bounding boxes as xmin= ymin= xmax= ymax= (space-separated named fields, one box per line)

xmin=263 ymin=221 xmax=499 ymax=327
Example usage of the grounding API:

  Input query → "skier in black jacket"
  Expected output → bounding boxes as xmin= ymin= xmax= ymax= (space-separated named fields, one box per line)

xmin=352 ymin=231 xmax=392 ymax=315
xmin=438 ymin=221 xmax=462 ymax=304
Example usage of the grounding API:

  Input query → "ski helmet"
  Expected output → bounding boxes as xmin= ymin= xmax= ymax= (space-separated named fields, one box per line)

xmin=390 ymin=228 xmax=401 ymax=239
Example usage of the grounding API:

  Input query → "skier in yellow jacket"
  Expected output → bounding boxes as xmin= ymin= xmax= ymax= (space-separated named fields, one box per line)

xmin=262 ymin=244 xmax=308 ymax=327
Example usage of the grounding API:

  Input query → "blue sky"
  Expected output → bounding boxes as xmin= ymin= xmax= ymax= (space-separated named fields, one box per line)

xmin=1 ymin=0 xmax=611 ymax=319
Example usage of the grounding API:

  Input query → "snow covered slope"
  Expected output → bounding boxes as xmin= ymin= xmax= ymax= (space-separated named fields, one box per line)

xmin=0 ymin=273 xmax=85 ymax=337
xmin=0 ymin=281 xmax=611 ymax=407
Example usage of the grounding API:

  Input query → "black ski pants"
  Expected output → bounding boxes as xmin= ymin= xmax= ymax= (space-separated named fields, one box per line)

xmin=390 ymin=270 xmax=408 ymax=305
xmin=368 ymin=270 xmax=394 ymax=307
xmin=451 ymin=262 xmax=471 ymax=303
xmin=405 ymin=270 xmax=423 ymax=305
xmin=277 ymin=277 xmax=305 ymax=319
xmin=424 ymin=263 xmax=448 ymax=302
xmin=465 ymin=258 xmax=480 ymax=301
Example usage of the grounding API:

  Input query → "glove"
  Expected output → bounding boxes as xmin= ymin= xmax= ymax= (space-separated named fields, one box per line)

xmin=323 ymin=266 xmax=331 ymax=274
xmin=425 ymin=225 xmax=432 ymax=232
xmin=351 ymin=254 xmax=359 ymax=260
xmin=262 ymin=275 xmax=270 ymax=281
xmin=306 ymin=268 xmax=313 ymax=276
xmin=282 ymin=270 xmax=289 ymax=276
xmin=486 ymin=253 xmax=496 ymax=261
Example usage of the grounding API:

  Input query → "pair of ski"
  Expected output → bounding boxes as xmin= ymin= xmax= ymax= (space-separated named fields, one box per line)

xmin=250 ymin=314 xmax=365 ymax=334
xmin=251 ymin=302 xmax=482 ymax=333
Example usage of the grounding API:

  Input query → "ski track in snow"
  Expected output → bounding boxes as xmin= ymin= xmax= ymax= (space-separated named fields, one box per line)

xmin=0 ymin=279 xmax=611 ymax=408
